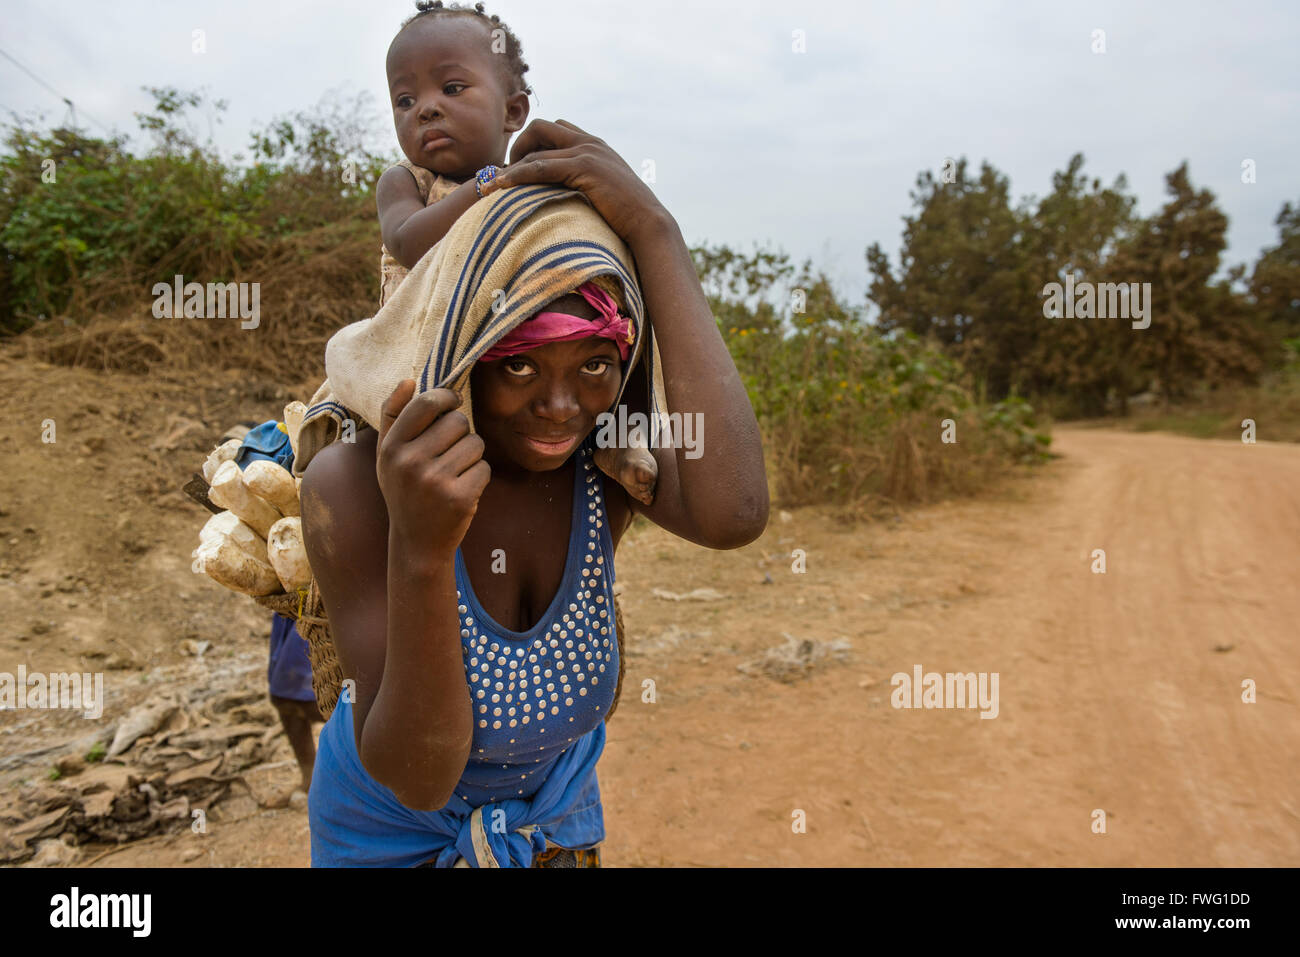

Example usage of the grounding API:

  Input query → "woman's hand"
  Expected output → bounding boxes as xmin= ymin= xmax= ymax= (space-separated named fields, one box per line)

xmin=375 ymin=380 xmax=491 ymax=560
xmin=479 ymin=119 xmax=671 ymax=248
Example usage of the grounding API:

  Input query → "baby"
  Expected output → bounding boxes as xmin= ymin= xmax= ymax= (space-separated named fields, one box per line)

xmin=375 ymin=0 xmax=657 ymax=504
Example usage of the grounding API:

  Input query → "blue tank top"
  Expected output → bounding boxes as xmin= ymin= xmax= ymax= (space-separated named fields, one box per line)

xmin=451 ymin=434 xmax=620 ymax=805
xmin=307 ymin=434 xmax=619 ymax=866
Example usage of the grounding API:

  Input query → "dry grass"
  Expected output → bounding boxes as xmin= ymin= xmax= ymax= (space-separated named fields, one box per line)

xmin=15 ymin=221 xmax=377 ymax=383
xmin=1125 ymin=370 xmax=1300 ymax=443
xmin=763 ymin=406 xmax=1038 ymax=512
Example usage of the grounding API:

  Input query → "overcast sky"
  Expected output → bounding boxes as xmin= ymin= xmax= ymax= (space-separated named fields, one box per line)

xmin=4 ymin=0 xmax=1298 ymax=306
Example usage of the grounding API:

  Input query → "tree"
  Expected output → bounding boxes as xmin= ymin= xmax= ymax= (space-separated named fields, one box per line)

xmin=866 ymin=158 xmax=1033 ymax=401
xmin=1024 ymin=154 xmax=1139 ymax=415
xmin=1110 ymin=163 xmax=1271 ymax=402
xmin=1251 ymin=199 xmax=1300 ymax=348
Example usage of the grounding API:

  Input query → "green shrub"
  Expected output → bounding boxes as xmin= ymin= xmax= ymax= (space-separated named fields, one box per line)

xmin=699 ymin=250 xmax=1052 ymax=506
xmin=1 ymin=86 xmax=391 ymax=337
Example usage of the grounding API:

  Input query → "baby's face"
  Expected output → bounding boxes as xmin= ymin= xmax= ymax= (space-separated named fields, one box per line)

xmin=386 ymin=17 xmax=528 ymax=180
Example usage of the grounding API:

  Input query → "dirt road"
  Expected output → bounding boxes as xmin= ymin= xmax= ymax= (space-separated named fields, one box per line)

xmin=598 ymin=426 xmax=1300 ymax=867
xmin=2 ymin=359 xmax=1295 ymax=866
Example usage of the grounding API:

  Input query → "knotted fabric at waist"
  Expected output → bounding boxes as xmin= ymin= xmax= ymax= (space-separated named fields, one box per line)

xmin=309 ymin=694 xmax=606 ymax=868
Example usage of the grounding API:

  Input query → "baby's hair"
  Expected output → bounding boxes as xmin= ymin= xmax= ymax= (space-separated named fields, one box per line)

xmin=398 ymin=1 xmax=533 ymax=98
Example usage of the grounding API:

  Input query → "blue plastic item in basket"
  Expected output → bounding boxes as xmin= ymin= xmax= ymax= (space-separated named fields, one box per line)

xmin=234 ymin=419 xmax=295 ymax=472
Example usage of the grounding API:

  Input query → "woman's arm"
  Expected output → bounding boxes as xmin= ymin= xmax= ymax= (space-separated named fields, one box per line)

xmin=299 ymin=385 xmax=489 ymax=810
xmin=617 ymin=211 xmax=769 ymax=547
xmin=480 ymin=120 xmax=769 ymax=548
xmin=377 ymin=167 xmax=484 ymax=271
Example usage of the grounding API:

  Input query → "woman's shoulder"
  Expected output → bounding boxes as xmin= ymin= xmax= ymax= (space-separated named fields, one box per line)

xmin=299 ymin=429 xmax=389 ymax=569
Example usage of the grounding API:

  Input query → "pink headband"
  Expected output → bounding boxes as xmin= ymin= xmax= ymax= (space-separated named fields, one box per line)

xmin=479 ymin=281 xmax=635 ymax=363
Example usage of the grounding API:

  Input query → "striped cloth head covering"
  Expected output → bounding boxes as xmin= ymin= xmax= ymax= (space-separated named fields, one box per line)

xmin=292 ymin=185 xmax=668 ymax=477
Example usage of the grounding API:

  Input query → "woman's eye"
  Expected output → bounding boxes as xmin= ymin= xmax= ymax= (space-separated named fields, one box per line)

xmin=584 ymin=359 xmax=612 ymax=375
xmin=503 ymin=360 xmax=532 ymax=376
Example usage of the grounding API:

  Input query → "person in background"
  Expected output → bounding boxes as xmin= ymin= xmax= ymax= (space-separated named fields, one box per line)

xmin=267 ymin=615 xmax=324 ymax=801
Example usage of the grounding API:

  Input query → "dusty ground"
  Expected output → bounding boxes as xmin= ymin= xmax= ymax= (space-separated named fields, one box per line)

xmin=1 ymin=353 xmax=1296 ymax=867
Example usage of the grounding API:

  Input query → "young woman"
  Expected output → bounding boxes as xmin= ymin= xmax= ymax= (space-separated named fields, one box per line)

xmin=300 ymin=118 xmax=768 ymax=867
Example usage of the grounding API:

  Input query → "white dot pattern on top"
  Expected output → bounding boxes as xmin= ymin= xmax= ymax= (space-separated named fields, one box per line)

xmin=451 ymin=437 xmax=619 ymax=806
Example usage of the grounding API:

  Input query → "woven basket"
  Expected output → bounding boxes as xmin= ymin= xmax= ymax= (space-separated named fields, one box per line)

xmin=254 ymin=581 xmax=338 ymax=714
xmin=255 ymin=582 xmax=627 ymax=724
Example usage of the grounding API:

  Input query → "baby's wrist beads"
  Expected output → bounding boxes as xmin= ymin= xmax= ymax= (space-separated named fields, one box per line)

xmin=475 ymin=165 xmax=499 ymax=197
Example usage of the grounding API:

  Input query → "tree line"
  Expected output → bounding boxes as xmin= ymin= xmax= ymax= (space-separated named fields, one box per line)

xmin=866 ymin=155 xmax=1299 ymax=416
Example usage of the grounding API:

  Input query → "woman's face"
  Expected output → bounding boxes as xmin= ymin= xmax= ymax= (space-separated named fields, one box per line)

xmin=386 ymin=17 xmax=528 ymax=179
xmin=471 ymin=294 xmax=625 ymax=477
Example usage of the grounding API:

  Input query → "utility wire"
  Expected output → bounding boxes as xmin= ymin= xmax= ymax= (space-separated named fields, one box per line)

xmin=0 ymin=46 xmax=118 ymax=135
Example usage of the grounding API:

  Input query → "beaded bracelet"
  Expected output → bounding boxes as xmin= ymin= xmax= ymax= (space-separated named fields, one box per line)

xmin=475 ymin=165 xmax=499 ymax=197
